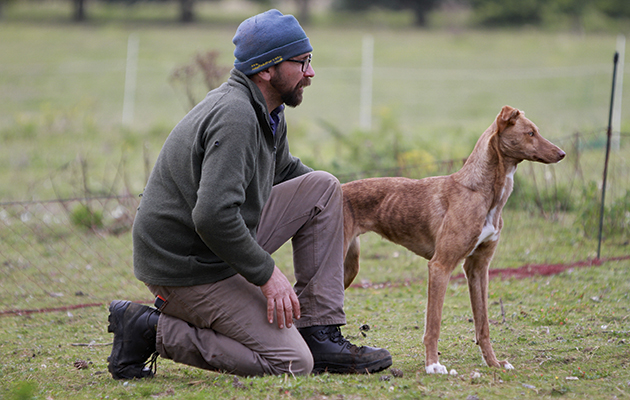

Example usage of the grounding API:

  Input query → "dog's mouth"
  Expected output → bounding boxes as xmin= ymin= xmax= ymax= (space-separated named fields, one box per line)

xmin=534 ymin=153 xmax=566 ymax=164
xmin=527 ymin=145 xmax=566 ymax=164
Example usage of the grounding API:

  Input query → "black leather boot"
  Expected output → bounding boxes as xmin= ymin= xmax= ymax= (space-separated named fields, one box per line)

xmin=299 ymin=325 xmax=392 ymax=374
xmin=107 ymin=300 xmax=160 ymax=380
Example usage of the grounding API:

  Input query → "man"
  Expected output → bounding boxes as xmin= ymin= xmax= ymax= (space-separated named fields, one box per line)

xmin=107 ymin=9 xmax=392 ymax=379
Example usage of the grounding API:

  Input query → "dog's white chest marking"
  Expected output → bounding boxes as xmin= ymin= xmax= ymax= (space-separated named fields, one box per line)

xmin=468 ymin=216 xmax=499 ymax=254
xmin=469 ymin=167 xmax=516 ymax=256
xmin=499 ymin=167 xmax=516 ymax=200
xmin=474 ymin=207 xmax=500 ymax=250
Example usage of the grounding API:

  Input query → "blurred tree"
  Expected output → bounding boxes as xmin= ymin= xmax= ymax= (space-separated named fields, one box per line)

xmin=295 ymin=0 xmax=311 ymax=24
xmin=469 ymin=0 xmax=543 ymax=25
xmin=74 ymin=0 xmax=87 ymax=21
xmin=179 ymin=0 xmax=194 ymax=22
xmin=335 ymin=0 xmax=441 ymax=26
xmin=71 ymin=0 xmax=199 ymax=22
xmin=0 ymin=0 xmax=20 ymax=20
xmin=546 ymin=0 xmax=590 ymax=30
xmin=470 ymin=0 xmax=630 ymax=26
xmin=249 ymin=0 xmax=313 ymax=24
xmin=596 ymin=0 xmax=630 ymax=18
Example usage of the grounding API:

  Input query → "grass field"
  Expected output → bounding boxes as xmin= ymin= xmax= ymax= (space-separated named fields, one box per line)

xmin=1 ymin=2 xmax=630 ymax=399
xmin=2 ymin=256 xmax=629 ymax=399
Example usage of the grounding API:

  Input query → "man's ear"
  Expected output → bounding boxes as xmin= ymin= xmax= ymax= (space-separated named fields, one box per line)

xmin=254 ymin=66 xmax=274 ymax=83
xmin=496 ymin=105 xmax=521 ymax=132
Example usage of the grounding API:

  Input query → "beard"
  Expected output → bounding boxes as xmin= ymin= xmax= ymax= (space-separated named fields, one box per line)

xmin=270 ymin=74 xmax=311 ymax=108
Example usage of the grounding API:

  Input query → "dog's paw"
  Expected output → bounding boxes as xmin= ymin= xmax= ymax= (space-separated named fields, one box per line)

xmin=500 ymin=361 xmax=514 ymax=370
xmin=425 ymin=363 xmax=448 ymax=374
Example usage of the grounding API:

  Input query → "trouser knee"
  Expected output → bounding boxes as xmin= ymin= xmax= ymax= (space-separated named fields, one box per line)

xmin=288 ymin=350 xmax=315 ymax=376
xmin=271 ymin=348 xmax=314 ymax=376
xmin=307 ymin=170 xmax=341 ymax=191
xmin=304 ymin=171 xmax=342 ymax=205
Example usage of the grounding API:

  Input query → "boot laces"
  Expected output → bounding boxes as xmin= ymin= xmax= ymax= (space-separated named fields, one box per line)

xmin=143 ymin=351 xmax=159 ymax=376
xmin=325 ymin=326 xmax=357 ymax=349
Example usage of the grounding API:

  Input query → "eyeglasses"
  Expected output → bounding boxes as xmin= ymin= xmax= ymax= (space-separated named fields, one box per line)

xmin=286 ymin=55 xmax=312 ymax=73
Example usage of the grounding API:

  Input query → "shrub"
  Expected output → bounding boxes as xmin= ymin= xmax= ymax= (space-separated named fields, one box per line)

xmin=70 ymin=203 xmax=103 ymax=230
xmin=576 ymin=181 xmax=630 ymax=240
xmin=508 ymin=173 xmax=576 ymax=216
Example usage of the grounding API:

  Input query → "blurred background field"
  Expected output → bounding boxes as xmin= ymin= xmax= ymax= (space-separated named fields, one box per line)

xmin=1 ymin=0 xmax=629 ymax=199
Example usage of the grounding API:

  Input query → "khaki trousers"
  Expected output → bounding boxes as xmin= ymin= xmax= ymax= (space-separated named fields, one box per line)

xmin=147 ymin=171 xmax=346 ymax=376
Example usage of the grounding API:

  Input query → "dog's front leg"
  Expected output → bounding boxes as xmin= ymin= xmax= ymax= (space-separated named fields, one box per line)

xmin=423 ymin=259 xmax=454 ymax=374
xmin=463 ymin=243 xmax=514 ymax=370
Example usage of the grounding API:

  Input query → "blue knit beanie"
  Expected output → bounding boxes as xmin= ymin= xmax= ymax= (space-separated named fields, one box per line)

xmin=233 ymin=9 xmax=312 ymax=76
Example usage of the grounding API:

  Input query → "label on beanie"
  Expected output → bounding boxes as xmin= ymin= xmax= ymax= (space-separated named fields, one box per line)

xmin=251 ymin=56 xmax=284 ymax=73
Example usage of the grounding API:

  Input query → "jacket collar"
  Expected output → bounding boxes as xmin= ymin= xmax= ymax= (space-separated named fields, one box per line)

xmin=228 ymin=68 xmax=270 ymax=116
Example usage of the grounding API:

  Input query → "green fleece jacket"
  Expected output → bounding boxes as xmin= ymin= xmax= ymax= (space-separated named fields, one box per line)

xmin=132 ymin=69 xmax=312 ymax=287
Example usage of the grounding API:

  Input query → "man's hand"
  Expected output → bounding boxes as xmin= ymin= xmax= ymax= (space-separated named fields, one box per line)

xmin=260 ymin=266 xmax=300 ymax=329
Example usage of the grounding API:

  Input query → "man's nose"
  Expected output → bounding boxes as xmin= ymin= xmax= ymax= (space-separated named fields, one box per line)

xmin=304 ymin=64 xmax=315 ymax=78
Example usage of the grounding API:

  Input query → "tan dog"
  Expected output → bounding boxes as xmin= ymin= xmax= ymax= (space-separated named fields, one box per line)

xmin=342 ymin=106 xmax=565 ymax=374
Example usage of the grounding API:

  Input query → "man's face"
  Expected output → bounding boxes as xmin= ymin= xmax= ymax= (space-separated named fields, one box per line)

xmin=269 ymin=53 xmax=314 ymax=108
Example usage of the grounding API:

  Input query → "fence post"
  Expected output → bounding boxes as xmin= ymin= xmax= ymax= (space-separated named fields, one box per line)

xmin=612 ymin=34 xmax=625 ymax=151
xmin=122 ymin=33 xmax=139 ymax=127
xmin=597 ymin=52 xmax=619 ymax=260
xmin=360 ymin=34 xmax=374 ymax=131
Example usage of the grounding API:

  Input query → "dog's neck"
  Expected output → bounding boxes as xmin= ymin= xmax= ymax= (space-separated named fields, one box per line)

xmin=453 ymin=124 xmax=520 ymax=210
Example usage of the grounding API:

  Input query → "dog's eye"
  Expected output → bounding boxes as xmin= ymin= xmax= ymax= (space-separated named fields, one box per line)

xmin=528 ymin=131 xmax=534 ymax=137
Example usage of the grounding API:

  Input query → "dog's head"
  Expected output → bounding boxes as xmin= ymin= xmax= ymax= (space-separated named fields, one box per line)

xmin=495 ymin=105 xmax=566 ymax=164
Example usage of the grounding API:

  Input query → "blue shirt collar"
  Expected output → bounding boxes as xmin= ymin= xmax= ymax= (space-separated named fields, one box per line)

xmin=269 ymin=104 xmax=285 ymax=136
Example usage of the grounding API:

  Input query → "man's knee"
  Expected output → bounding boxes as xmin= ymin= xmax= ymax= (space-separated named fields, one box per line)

xmin=270 ymin=343 xmax=314 ymax=376
xmin=306 ymin=170 xmax=340 ymax=189
xmin=304 ymin=171 xmax=342 ymax=204
xmin=291 ymin=349 xmax=314 ymax=375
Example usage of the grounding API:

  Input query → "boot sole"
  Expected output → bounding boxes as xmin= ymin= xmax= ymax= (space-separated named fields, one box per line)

xmin=108 ymin=300 xmax=130 ymax=333
xmin=107 ymin=300 xmax=131 ymax=379
xmin=312 ymin=354 xmax=393 ymax=374
xmin=107 ymin=300 xmax=156 ymax=380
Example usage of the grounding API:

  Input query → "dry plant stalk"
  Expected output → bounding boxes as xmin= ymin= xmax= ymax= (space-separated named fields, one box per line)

xmin=170 ymin=50 xmax=231 ymax=109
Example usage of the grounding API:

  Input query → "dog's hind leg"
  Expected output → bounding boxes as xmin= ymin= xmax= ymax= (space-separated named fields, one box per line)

xmin=463 ymin=243 xmax=514 ymax=370
xmin=343 ymin=237 xmax=361 ymax=289
xmin=423 ymin=259 xmax=455 ymax=374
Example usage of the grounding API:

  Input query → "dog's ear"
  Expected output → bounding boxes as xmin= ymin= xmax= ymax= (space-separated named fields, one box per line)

xmin=496 ymin=105 xmax=521 ymax=132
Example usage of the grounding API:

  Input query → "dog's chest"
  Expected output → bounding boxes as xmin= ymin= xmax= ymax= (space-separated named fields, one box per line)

xmin=467 ymin=210 xmax=500 ymax=256
xmin=474 ymin=208 xmax=500 ymax=248
xmin=469 ymin=168 xmax=515 ymax=255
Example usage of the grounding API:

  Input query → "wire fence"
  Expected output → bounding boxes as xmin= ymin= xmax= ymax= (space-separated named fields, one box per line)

xmin=0 ymin=195 xmax=142 ymax=315
xmin=1 ymin=130 xmax=629 ymax=316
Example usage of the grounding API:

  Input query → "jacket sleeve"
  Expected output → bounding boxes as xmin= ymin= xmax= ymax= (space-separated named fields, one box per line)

xmin=191 ymin=104 xmax=275 ymax=287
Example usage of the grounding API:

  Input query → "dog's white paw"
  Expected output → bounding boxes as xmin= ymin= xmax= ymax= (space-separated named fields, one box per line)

xmin=425 ymin=363 xmax=448 ymax=374
xmin=502 ymin=361 xmax=514 ymax=370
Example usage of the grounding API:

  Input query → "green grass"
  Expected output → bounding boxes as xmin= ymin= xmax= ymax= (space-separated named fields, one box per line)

xmin=1 ymin=205 xmax=629 ymax=399
xmin=0 ymin=206 xmax=625 ymax=313
xmin=1 ymin=257 xmax=629 ymax=399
